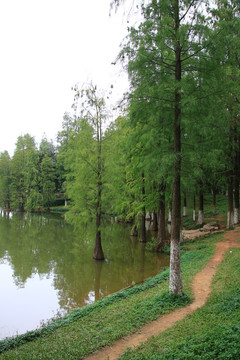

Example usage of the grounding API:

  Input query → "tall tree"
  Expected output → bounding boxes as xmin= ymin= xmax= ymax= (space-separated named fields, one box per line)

xmin=11 ymin=134 xmax=38 ymax=212
xmin=65 ymin=84 xmax=107 ymax=260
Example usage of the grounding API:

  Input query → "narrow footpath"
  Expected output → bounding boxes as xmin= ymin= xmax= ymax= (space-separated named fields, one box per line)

xmin=85 ymin=229 xmax=240 ymax=360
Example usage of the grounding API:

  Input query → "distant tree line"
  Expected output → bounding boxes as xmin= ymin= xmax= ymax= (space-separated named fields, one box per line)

xmin=0 ymin=134 xmax=62 ymax=213
xmin=0 ymin=0 xmax=239 ymax=294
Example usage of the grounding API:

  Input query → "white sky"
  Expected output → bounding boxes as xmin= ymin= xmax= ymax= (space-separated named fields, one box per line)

xmin=0 ymin=0 xmax=131 ymax=156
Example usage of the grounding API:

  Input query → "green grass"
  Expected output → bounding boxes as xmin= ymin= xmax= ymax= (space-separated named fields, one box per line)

xmin=0 ymin=232 xmax=220 ymax=360
xmin=120 ymin=247 xmax=240 ymax=360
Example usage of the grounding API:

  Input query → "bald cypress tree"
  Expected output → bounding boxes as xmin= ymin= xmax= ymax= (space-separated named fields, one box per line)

xmin=64 ymin=84 xmax=106 ymax=260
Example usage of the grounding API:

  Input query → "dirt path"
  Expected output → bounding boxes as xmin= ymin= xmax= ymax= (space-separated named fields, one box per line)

xmin=85 ymin=229 xmax=240 ymax=360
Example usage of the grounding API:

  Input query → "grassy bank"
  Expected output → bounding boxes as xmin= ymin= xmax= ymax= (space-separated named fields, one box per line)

xmin=120 ymin=244 xmax=240 ymax=359
xmin=0 ymin=232 xmax=220 ymax=360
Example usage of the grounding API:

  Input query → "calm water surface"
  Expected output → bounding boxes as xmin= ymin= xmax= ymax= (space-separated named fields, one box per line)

xmin=0 ymin=211 xmax=169 ymax=340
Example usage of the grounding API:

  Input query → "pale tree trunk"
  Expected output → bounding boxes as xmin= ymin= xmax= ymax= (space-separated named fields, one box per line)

xmin=193 ymin=195 xmax=196 ymax=221
xmin=227 ymin=126 xmax=234 ymax=229
xmin=169 ymin=0 xmax=183 ymax=295
xmin=183 ymin=193 xmax=187 ymax=217
xmin=234 ymin=133 xmax=240 ymax=224
xmin=170 ymin=173 xmax=182 ymax=294
xmin=234 ymin=178 xmax=239 ymax=225
xmin=197 ymin=191 xmax=204 ymax=225
xmin=227 ymin=174 xmax=234 ymax=229
xmin=168 ymin=207 xmax=172 ymax=223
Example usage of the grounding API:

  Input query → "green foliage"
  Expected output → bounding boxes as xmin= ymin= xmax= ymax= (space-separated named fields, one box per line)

xmin=39 ymin=137 xmax=56 ymax=162
xmin=40 ymin=155 xmax=56 ymax=209
xmin=0 ymin=134 xmax=60 ymax=212
xmin=103 ymin=116 xmax=130 ymax=217
xmin=121 ymin=324 xmax=240 ymax=360
xmin=145 ymin=237 xmax=158 ymax=252
xmin=64 ymin=117 xmax=98 ymax=224
xmin=0 ymin=151 xmax=11 ymax=209
xmin=10 ymin=134 xmax=39 ymax=211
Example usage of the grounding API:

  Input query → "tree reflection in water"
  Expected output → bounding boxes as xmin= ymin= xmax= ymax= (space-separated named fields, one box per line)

xmin=0 ymin=211 xmax=169 ymax=338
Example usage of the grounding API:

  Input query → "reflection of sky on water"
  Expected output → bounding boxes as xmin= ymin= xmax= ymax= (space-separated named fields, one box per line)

xmin=85 ymin=290 xmax=95 ymax=305
xmin=0 ymin=261 xmax=65 ymax=340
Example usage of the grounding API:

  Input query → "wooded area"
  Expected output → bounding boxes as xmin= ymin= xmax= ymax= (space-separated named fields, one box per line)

xmin=0 ymin=0 xmax=239 ymax=295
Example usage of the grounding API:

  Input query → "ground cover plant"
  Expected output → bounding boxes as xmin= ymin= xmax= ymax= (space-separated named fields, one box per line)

xmin=119 ymin=246 xmax=240 ymax=360
xmin=0 ymin=233 xmax=218 ymax=360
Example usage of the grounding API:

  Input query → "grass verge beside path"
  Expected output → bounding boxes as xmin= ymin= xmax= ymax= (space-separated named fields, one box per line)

xmin=0 ymin=234 xmax=219 ymax=360
xmin=120 ymin=244 xmax=240 ymax=359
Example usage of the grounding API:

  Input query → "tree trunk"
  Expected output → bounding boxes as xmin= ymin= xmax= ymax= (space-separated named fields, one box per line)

xmin=183 ymin=193 xmax=187 ymax=216
xmin=234 ymin=177 xmax=239 ymax=225
xmin=151 ymin=210 xmax=158 ymax=232
xmin=193 ymin=195 xmax=196 ymax=221
xmin=227 ymin=125 xmax=234 ymax=229
xmin=139 ymin=172 xmax=146 ymax=242
xmin=168 ymin=207 xmax=172 ymax=223
xmin=93 ymin=228 xmax=104 ymax=260
xmin=169 ymin=0 xmax=183 ymax=295
xmin=197 ymin=191 xmax=204 ymax=225
xmin=139 ymin=213 xmax=146 ymax=242
xmin=227 ymin=174 xmax=234 ymax=229
xmin=170 ymin=170 xmax=182 ymax=295
xmin=234 ymin=133 xmax=240 ymax=224
xmin=130 ymin=223 xmax=138 ymax=237
xmin=93 ymin=112 xmax=104 ymax=260
xmin=157 ymin=185 xmax=166 ymax=252
xmin=93 ymin=184 xmax=104 ymax=260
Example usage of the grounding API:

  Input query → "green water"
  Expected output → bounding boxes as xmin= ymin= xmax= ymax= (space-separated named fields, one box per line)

xmin=0 ymin=211 xmax=169 ymax=339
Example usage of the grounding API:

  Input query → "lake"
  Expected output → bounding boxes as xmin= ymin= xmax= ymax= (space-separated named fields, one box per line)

xmin=0 ymin=211 xmax=169 ymax=340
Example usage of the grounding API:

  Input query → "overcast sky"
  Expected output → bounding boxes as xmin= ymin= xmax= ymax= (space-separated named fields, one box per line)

xmin=0 ymin=0 xmax=131 ymax=156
